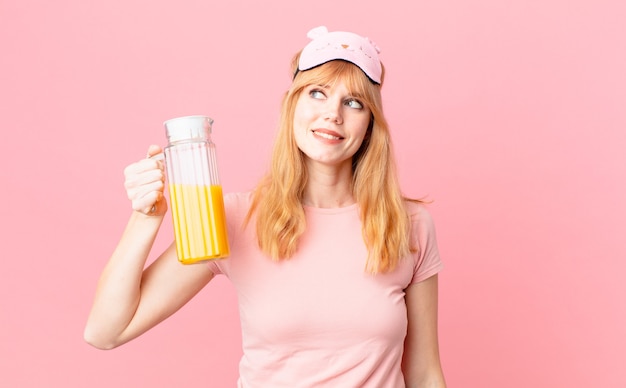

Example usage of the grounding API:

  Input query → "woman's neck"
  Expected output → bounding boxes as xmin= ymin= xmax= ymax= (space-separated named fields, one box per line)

xmin=302 ymin=161 xmax=355 ymax=208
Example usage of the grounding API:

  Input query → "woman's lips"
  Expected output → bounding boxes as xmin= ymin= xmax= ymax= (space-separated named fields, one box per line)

xmin=311 ymin=129 xmax=343 ymax=140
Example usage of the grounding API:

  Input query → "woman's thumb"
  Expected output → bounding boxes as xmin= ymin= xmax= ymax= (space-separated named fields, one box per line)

xmin=146 ymin=144 xmax=163 ymax=158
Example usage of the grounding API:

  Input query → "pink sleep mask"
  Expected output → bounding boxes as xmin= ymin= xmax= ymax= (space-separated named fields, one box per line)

xmin=298 ymin=26 xmax=382 ymax=85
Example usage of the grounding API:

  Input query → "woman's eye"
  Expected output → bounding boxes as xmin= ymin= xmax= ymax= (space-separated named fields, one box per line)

xmin=345 ymin=99 xmax=363 ymax=109
xmin=310 ymin=89 xmax=325 ymax=99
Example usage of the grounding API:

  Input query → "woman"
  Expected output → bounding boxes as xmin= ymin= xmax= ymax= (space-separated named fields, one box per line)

xmin=85 ymin=26 xmax=446 ymax=387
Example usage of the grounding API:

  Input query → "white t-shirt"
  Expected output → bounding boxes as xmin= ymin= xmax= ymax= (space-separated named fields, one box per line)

xmin=207 ymin=192 xmax=443 ymax=388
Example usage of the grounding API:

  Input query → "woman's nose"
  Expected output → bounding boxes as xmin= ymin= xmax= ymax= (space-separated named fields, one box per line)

xmin=323 ymin=103 xmax=343 ymax=124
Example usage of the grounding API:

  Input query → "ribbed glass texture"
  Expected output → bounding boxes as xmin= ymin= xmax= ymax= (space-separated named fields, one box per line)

xmin=163 ymin=116 xmax=230 ymax=264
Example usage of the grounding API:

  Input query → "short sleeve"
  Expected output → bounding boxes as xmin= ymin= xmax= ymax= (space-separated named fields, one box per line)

xmin=408 ymin=203 xmax=444 ymax=284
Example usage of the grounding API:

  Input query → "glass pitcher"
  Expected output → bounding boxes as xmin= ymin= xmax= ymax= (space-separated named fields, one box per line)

xmin=162 ymin=115 xmax=230 ymax=264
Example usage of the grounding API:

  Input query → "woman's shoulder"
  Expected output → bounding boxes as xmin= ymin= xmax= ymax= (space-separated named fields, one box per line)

xmin=403 ymin=199 xmax=443 ymax=278
xmin=403 ymin=199 xmax=437 ymax=233
xmin=404 ymin=199 xmax=433 ymax=218
xmin=224 ymin=190 xmax=254 ymax=204
xmin=223 ymin=191 xmax=254 ymax=219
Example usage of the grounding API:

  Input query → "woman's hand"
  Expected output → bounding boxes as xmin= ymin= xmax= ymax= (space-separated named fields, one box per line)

xmin=123 ymin=145 xmax=167 ymax=216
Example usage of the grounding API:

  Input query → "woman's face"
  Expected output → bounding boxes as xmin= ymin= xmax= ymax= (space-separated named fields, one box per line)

xmin=293 ymin=80 xmax=371 ymax=170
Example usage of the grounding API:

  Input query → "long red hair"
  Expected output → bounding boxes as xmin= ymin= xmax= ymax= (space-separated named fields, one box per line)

xmin=247 ymin=53 xmax=416 ymax=273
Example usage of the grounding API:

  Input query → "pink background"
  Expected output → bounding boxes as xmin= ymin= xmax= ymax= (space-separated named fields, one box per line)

xmin=1 ymin=0 xmax=625 ymax=387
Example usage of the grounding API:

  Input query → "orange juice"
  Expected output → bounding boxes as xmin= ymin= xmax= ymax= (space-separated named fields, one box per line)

xmin=169 ymin=183 xmax=230 ymax=264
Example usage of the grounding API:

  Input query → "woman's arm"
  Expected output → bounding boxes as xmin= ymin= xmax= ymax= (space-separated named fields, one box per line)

xmin=402 ymin=274 xmax=446 ymax=388
xmin=83 ymin=146 xmax=215 ymax=349
xmin=83 ymin=215 xmax=215 ymax=350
